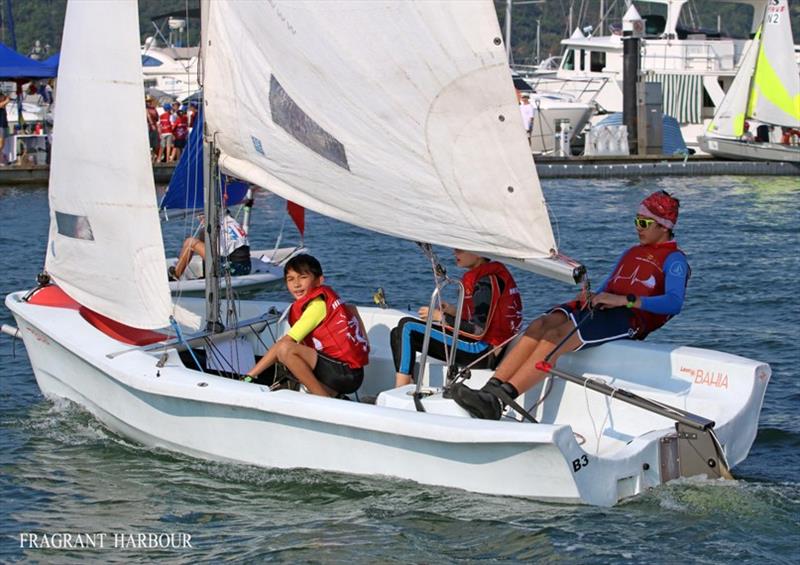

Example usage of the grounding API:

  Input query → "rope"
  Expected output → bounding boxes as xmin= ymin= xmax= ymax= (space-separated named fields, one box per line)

xmin=170 ymin=316 xmax=203 ymax=373
xmin=452 ymin=330 xmax=522 ymax=383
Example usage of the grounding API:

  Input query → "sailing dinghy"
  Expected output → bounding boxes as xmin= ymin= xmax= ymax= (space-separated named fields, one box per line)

xmin=5 ymin=0 xmax=770 ymax=506
xmin=698 ymin=0 xmax=800 ymax=162
xmin=160 ymin=106 xmax=306 ymax=295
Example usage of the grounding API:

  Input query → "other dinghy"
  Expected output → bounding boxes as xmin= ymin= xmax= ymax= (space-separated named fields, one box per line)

xmin=160 ymin=106 xmax=306 ymax=295
xmin=698 ymin=0 xmax=800 ymax=162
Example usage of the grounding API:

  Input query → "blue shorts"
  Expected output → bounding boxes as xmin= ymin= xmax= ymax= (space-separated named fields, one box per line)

xmin=551 ymin=304 xmax=636 ymax=350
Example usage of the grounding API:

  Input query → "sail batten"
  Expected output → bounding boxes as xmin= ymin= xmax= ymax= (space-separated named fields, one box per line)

xmin=45 ymin=0 xmax=172 ymax=329
xmin=205 ymin=1 xmax=563 ymax=272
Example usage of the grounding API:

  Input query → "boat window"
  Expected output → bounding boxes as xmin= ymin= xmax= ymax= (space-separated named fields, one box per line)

xmin=579 ymin=50 xmax=586 ymax=71
xmin=512 ymin=77 xmax=532 ymax=92
xmin=590 ymin=51 xmax=606 ymax=72
xmin=562 ymin=49 xmax=575 ymax=71
xmin=644 ymin=14 xmax=666 ymax=36
xmin=55 ymin=212 xmax=94 ymax=241
xmin=141 ymin=55 xmax=163 ymax=67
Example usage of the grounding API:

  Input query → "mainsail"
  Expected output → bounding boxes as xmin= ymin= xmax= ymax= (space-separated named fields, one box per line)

xmin=706 ymin=28 xmax=761 ymax=137
xmin=203 ymin=1 xmax=578 ymax=283
xmin=45 ymin=0 xmax=172 ymax=329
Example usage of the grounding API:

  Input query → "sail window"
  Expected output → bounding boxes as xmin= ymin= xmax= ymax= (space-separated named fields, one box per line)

xmin=55 ymin=212 xmax=94 ymax=241
xmin=269 ymin=75 xmax=350 ymax=171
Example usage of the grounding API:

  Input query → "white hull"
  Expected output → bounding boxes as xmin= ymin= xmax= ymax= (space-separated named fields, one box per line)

xmin=698 ymin=136 xmax=800 ymax=162
xmin=166 ymin=246 xmax=304 ymax=295
xmin=528 ymin=98 xmax=594 ymax=154
xmin=6 ymin=290 xmax=770 ymax=506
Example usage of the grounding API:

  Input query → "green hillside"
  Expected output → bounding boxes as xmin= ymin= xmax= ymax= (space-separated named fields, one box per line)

xmin=1 ymin=0 xmax=797 ymax=65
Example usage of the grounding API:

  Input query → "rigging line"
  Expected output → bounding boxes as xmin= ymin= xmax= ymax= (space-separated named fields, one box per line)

xmin=271 ymin=213 xmax=289 ymax=259
xmin=453 ymin=330 xmax=522 ymax=382
xmin=203 ymin=336 xmax=241 ymax=377
xmin=170 ymin=316 xmax=203 ymax=372
xmin=417 ymin=243 xmax=455 ymax=367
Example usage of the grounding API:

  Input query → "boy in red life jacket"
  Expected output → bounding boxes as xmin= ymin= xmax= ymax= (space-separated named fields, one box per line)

xmin=391 ymin=249 xmax=523 ymax=387
xmin=245 ymin=254 xmax=370 ymax=397
xmin=453 ymin=191 xmax=690 ymax=420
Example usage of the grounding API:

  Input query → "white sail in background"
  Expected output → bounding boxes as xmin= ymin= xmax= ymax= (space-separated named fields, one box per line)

xmin=45 ymin=0 xmax=172 ymax=329
xmin=204 ymin=1 xmax=571 ymax=280
xmin=706 ymin=30 xmax=760 ymax=137
xmin=748 ymin=0 xmax=800 ymax=128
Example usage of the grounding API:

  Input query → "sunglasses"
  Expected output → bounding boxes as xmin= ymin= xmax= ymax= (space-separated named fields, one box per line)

xmin=634 ymin=216 xmax=658 ymax=229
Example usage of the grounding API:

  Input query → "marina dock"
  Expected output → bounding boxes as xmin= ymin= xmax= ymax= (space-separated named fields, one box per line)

xmin=534 ymin=154 xmax=800 ymax=178
xmin=1 ymin=157 xmax=796 ymax=186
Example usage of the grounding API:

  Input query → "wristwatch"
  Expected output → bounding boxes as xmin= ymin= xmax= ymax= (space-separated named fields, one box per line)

xmin=626 ymin=294 xmax=636 ymax=308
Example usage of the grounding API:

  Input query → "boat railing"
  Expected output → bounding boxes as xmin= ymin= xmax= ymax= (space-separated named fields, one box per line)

xmin=641 ymin=40 xmax=737 ymax=72
xmin=525 ymin=76 xmax=609 ymax=105
xmin=106 ymin=311 xmax=281 ymax=359
xmin=416 ymin=281 xmax=465 ymax=394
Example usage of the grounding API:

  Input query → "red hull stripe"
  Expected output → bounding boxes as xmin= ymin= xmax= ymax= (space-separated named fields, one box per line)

xmin=27 ymin=285 xmax=167 ymax=346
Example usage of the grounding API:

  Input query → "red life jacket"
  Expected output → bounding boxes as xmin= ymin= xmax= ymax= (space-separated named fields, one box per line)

xmin=158 ymin=112 xmax=173 ymax=135
xmin=146 ymin=107 xmax=159 ymax=132
xmin=174 ymin=115 xmax=189 ymax=140
xmin=288 ymin=285 xmax=369 ymax=369
xmin=604 ymin=241 xmax=687 ymax=339
xmin=458 ymin=261 xmax=523 ymax=346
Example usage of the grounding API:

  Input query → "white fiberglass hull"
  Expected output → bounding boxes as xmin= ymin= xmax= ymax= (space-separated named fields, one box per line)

xmin=529 ymin=100 xmax=594 ymax=154
xmin=166 ymin=246 xmax=304 ymax=295
xmin=6 ymin=291 xmax=770 ymax=506
xmin=698 ymin=136 xmax=800 ymax=162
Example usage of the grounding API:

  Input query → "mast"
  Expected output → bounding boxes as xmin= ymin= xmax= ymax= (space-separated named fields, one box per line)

xmin=200 ymin=0 xmax=222 ymax=332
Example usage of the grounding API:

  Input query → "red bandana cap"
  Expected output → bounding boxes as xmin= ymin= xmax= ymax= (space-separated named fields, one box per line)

xmin=639 ymin=191 xmax=679 ymax=229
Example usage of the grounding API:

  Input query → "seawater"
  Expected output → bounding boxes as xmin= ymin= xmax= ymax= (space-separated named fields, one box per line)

xmin=1 ymin=176 xmax=798 ymax=563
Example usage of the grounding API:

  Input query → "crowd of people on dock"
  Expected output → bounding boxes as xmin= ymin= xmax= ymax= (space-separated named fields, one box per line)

xmin=145 ymin=95 xmax=198 ymax=164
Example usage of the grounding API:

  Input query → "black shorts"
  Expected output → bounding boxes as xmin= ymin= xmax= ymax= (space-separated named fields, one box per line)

xmin=314 ymin=353 xmax=364 ymax=395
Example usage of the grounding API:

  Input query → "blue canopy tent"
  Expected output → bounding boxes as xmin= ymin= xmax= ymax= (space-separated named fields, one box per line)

xmin=0 ymin=43 xmax=57 ymax=129
xmin=0 ymin=42 xmax=55 ymax=79
xmin=42 ymin=52 xmax=59 ymax=75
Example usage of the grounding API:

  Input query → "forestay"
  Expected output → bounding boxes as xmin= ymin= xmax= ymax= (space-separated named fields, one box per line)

xmin=203 ymin=1 xmax=576 ymax=282
xmin=45 ymin=0 xmax=172 ymax=329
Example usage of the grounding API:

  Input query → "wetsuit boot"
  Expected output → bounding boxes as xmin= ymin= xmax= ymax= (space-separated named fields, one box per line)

xmin=451 ymin=378 xmax=520 ymax=420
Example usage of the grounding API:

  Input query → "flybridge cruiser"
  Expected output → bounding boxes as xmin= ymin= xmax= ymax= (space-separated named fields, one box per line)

xmin=141 ymin=10 xmax=201 ymax=100
xmin=524 ymin=0 xmax=775 ymax=151
xmin=4 ymin=0 xmax=770 ymax=506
